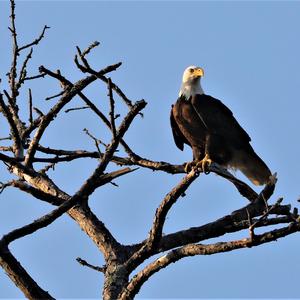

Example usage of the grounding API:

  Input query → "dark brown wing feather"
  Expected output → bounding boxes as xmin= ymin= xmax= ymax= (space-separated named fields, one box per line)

xmin=191 ymin=94 xmax=251 ymax=147
xmin=170 ymin=104 xmax=190 ymax=151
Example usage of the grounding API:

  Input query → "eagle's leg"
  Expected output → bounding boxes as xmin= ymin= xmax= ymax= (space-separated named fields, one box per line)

xmin=197 ymin=135 xmax=213 ymax=174
xmin=184 ymin=148 xmax=200 ymax=172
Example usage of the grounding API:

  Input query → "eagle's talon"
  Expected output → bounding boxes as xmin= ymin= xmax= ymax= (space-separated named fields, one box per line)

xmin=184 ymin=161 xmax=195 ymax=173
xmin=202 ymin=159 xmax=212 ymax=174
xmin=203 ymin=166 xmax=211 ymax=175
xmin=195 ymin=155 xmax=212 ymax=175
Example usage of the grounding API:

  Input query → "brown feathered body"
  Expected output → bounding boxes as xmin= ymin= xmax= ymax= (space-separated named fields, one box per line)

xmin=170 ymin=94 xmax=271 ymax=185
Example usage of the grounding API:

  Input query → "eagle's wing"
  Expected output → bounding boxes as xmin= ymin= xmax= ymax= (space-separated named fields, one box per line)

xmin=170 ymin=104 xmax=190 ymax=151
xmin=191 ymin=94 xmax=271 ymax=185
xmin=191 ymin=94 xmax=251 ymax=145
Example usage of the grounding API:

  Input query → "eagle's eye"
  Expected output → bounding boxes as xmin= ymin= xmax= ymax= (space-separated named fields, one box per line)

xmin=190 ymin=68 xmax=194 ymax=73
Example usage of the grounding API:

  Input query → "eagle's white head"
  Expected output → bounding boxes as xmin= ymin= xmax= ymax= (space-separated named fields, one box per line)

xmin=179 ymin=65 xmax=204 ymax=99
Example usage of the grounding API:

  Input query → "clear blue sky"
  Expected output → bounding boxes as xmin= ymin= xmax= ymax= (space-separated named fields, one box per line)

xmin=1 ymin=0 xmax=300 ymax=298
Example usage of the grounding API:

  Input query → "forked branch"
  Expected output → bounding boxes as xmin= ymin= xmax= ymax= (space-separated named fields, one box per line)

xmin=119 ymin=219 xmax=300 ymax=300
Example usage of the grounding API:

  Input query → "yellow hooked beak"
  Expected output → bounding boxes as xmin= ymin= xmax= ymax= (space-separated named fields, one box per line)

xmin=194 ymin=67 xmax=204 ymax=77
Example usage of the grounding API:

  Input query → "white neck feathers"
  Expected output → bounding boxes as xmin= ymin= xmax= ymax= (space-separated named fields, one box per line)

xmin=179 ymin=82 xmax=204 ymax=99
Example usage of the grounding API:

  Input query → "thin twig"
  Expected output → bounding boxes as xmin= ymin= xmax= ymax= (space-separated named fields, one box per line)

xmin=74 ymin=50 xmax=137 ymax=111
xmin=64 ymin=106 xmax=89 ymax=113
xmin=0 ymin=136 xmax=12 ymax=141
xmin=28 ymin=88 xmax=33 ymax=124
xmin=249 ymin=197 xmax=284 ymax=232
xmin=108 ymin=78 xmax=117 ymax=138
xmin=76 ymin=257 xmax=106 ymax=273
xmin=8 ymin=0 xmax=18 ymax=105
xmin=18 ymin=25 xmax=50 ymax=52
xmin=81 ymin=41 xmax=100 ymax=57
xmin=38 ymin=65 xmax=135 ymax=159
xmin=16 ymin=47 xmax=33 ymax=89
xmin=45 ymin=91 xmax=64 ymax=101
xmin=0 ymin=93 xmax=21 ymax=152
xmin=75 ymin=42 xmax=100 ymax=70
xmin=39 ymin=161 xmax=56 ymax=174
xmin=33 ymin=107 xmax=44 ymax=117
xmin=83 ymin=128 xmax=105 ymax=154
xmin=24 ymin=73 xmax=45 ymax=81
xmin=0 ymin=180 xmax=14 ymax=194
xmin=22 ymin=116 xmax=43 ymax=140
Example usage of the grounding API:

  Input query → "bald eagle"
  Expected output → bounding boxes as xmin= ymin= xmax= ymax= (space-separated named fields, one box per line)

xmin=170 ymin=66 xmax=271 ymax=185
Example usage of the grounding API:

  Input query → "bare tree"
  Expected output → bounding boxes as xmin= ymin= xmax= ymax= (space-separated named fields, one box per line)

xmin=0 ymin=1 xmax=299 ymax=299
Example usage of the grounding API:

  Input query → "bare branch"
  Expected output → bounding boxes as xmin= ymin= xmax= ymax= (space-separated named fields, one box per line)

xmin=24 ymin=73 xmax=45 ymax=81
xmin=45 ymin=91 xmax=64 ymax=101
xmin=33 ymin=107 xmax=44 ymax=117
xmin=74 ymin=49 xmax=135 ymax=110
xmin=11 ymin=180 xmax=62 ymax=206
xmin=33 ymin=147 xmax=128 ymax=165
xmin=9 ymin=179 xmax=123 ymax=262
xmin=0 ymin=242 xmax=54 ymax=299
xmin=108 ymin=78 xmax=117 ymax=138
xmin=24 ymin=62 xmax=122 ymax=166
xmin=83 ymin=128 xmax=106 ymax=154
xmin=0 ymin=136 xmax=11 ymax=141
xmin=127 ymin=175 xmax=279 ymax=256
xmin=16 ymin=47 xmax=33 ymax=90
xmin=0 ymin=93 xmax=21 ymax=154
xmin=76 ymin=257 xmax=106 ymax=273
xmin=8 ymin=0 xmax=18 ymax=105
xmin=7 ymin=100 xmax=145 ymax=260
xmin=22 ymin=116 xmax=42 ymax=140
xmin=81 ymin=41 xmax=100 ymax=57
xmin=64 ymin=106 xmax=89 ymax=113
xmin=0 ymin=180 xmax=14 ymax=194
xmin=97 ymin=167 xmax=138 ymax=189
xmin=33 ymin=143 xmax=258 ymax=204
xmin=249 ymin=197 xmax=284 ymax=233
xmin=1 ymin=170 xmax=135 ymax=245
xmin=8 ymin=103 xmax=144 ymax=264
xmin=1 ymin=190 xmax=91 ymax=244
xmin=73 ymin=100 xmax=146 ymax=200
xmin=18 ymin=25 xmax=50 ymax=52
xmin=28 ymin=88 xmax=33 ymax=124
xmin=39 ymin=161 xmax=56 ymax=175
xmin=75 ymin=42 xmax=100 ymax=71
xmin=37 ymin=65 xmax=138 ymax=162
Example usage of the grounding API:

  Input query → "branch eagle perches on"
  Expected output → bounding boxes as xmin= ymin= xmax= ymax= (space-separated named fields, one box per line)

xmin=0 ymin=1 xmax=299 ymax=300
